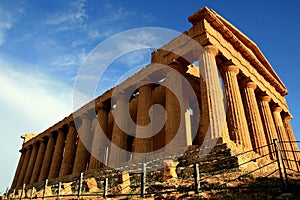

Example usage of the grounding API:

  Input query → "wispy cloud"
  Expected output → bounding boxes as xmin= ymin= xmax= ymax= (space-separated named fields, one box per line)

xmin=0 ymin=57 xmax=73 ymax=128
xmin=46 ymin=0 xmax=88 ymax=29
xmin=0 ymin=7 xmax=15 ymax=46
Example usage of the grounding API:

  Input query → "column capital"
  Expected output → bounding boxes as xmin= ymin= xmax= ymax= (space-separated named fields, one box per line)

xmin=57 ymin=127 xmax=65 ymax=134
xmin=39 ymin=137 xmax=47 ymax=143
xmin=82 ymin=111 xmax=90 ymax=120
xmin=47 ymin=132 xmax=55 ymax=139
xmin=259 ymin=95 xmax=271 ymax=102
xmin=272 ymin=106 xmax=282 ymax=113
xmin=220 ymin=64 xmax=239 ymax=75
xmin=283 ymin=113 xmax=293 ymax=120
xmin=96 ymin=102 xmax=108 ymax=111
xmin=69 ymin=121 xmax=75 ymax=127
xmin=203 ymin=45 xmax=218 ymax=57
xmin=240 ymin=78 xmax=257 ymax=89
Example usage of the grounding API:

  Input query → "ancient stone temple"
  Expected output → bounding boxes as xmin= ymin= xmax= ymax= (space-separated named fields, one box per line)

xmin=10 ymin=7 xmax=299 ymax=191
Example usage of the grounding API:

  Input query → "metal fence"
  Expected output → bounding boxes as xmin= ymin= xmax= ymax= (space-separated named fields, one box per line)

xmin=3 ymin=139 xmax=300 ymax=199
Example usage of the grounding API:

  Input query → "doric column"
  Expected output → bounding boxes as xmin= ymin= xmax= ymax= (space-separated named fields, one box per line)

xmin=89 ymin=104 xmax=108 ymax=170
xmin=109 ymin=92 xmax=128 ymax=165
xmin=258 ymin=95 xmax=277 ymax=159
xmin=133 ymin=83 xmax=153 ymax=156
xmin=23 ymin=143 xmax=39 ymax=184
xmin=11 ymin=149 xmax=26 ymax=189
xmin=30 ymin=138 xmax=47 ymax=184
xmin=73 ymin=113 xmax=92 ymax=174
xmin=283 ymin=114 xmax=300 ymax=171
xmin=16 ymin=146 xmax=32 ymax=187
xmin=165 ymin=70 xmax=182 ymax=148
xmin=198 ymin=45 xmax=227 ymax=141
xmin=240 ymin=80 xmax=268 ymax=155
xmin=59 ymin=122 xmax=78 ymax=176
xmin=220 ymin=64 xmax=252 ymax=150
xmin=38 ymin=134 xmax=55 ymax=182
xmin=272 ymin=107 xmax=295 ymax=169
xmin=48 ymin=128 xmax=66 ymax=179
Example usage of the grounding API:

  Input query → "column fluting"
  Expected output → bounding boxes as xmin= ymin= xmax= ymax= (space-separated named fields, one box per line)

xmin=240 ymin=80 xmax=268 ymax=155
xmin=38 ymin=134 xmax=56 ymax=182
xmin=59 ymin=122 xmax=78 ymax=177
xmin=30 ymin=138 xmax=47 ymax=184
xmin=220 ymin=64 xmax=252 ymax=150
xmin=23 ymin=143 xmax=39 ymax=184
xmin=16 ymin=147 xmax=32 ymax=187
xmin=258 ymin=95 xmax=277 ymax=159
xmin=73 ymin=113 xmax=92 ymax=174
xmin=89 ymin=104 xmax=108 ymax=170
xmin=198 ymin=45 xmax=227 ymax=141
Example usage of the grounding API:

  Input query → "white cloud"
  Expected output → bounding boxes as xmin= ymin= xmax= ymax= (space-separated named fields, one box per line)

xmin=50 ymin=50 xmax=87 ymax=69
xmin=46 ymin=0 xmax=88 ymax=28
xmin=0 ymin=7 xmax=14 ymax=46
xmin=0 ymin=57 xmax=73 ymax=130
xmin=0 ymin=57 xmax=73 ymax=189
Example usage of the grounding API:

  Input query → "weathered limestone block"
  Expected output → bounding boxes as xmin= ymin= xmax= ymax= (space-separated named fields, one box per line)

xmin=36 ymin=186 xmax=52 ymax=198
xmin=60 ymin=182 xmax=73 ymax=195
xmin=163 ymin=160 xmax=179 ymax=181
xmin=84 ymin=177 xmax=101 ymax=192
xmin=21 ymin=133 xmax=37 ymax=143
xmin=112 ymin=172 xmax=131 ymax=194
xmin=25 ymin=187 xmax=36 ymax=198
xmin=15 ymin=189 xmax=25 ymax=199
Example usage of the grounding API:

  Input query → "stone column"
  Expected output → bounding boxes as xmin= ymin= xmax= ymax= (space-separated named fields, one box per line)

xmin=73 ymin=113 xmax=92 ymax=174
xmin=184 ymin=97 xmax=193 ymax=146
xmin=272 ymin=107 xmax=294 ymax=169
xmin=16 ymin=146 xmax=32 ymax=187
xmin=59 ymin=122 xmax=78 ymax=177
xmin=23 ymin=143 xmax=39 ymax=184
xmin=240 ymin=80 xmax=268 ymax=155
xmin=220 ymin=64 xmax=252 ymax=150
xmin=38 ymin=134 xmax=56 ymax=182
xmin=258 ymin=95 xmax=277 ymax=159
xmin=48 ymin=128 xmax=66 ymax=179
xmin=89 ymin=104 xmax=108 ymax=170
xmin=109 ymin=92 xmax=128 ymax=165
xmin=133 ymin=83 xmax=153 ymax=156
xmin=198 ymin=45 xmax=227 ymax=141
xmin=30 ymin=138 xmax=47 ymax=184
xmin=17 ymin=146 xmax=32 ymax=187
xmin=165 ymin=71 xmax=185 ymax=153
xmin=11 ymin=149 xmax=26 ymax=189
xmin=283 ymin=114 xmax=300 ymax=171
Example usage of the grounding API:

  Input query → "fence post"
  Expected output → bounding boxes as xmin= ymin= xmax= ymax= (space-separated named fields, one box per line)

xmin=30 ymin=186 xmax=34 ymax=200
xmin=57 ymin=181 xmax=61 ymax=199
xmin=78 ymin=173 xmax=83 ymax=198
xmin=141 ymin=163 xmax=146 ymax=198
xmin=103 ymin=178 xmax=108 ymax=199
xmin=273 ymin=139 xmax=286 ymax=188
xmin=105 ymin=147 xmax=109 ymax=166
xmin=42 ymin=179 xmax=48 ymax=200
xmin=13 ymin=189 xmax=16 ymax=199
xmin=4 ymin=187 xmax=8 ymax=200
xmin=194 ymin=163 xmax=200 ymax=194
xmin=277 ymin=140 xmax=289 ymax=190
xmin=20 ymin=183 xmax=25 ymax=200
xmin=4 ymin=187 xmax=8 ymax=199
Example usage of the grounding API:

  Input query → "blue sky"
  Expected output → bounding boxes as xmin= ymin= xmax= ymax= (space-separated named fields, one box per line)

xmin=1 ymin=0 xmax=300 ymax=192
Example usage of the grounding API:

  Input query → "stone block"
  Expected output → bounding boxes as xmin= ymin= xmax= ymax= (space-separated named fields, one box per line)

xmin=84 ymin=177 xmax=101 ymax=192
xmin=163 ymin=160 xmax=179 ymax=181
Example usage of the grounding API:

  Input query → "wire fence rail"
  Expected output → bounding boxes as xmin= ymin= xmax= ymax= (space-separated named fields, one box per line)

xmin=3 ymin=139 xmax=300 ymax=199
